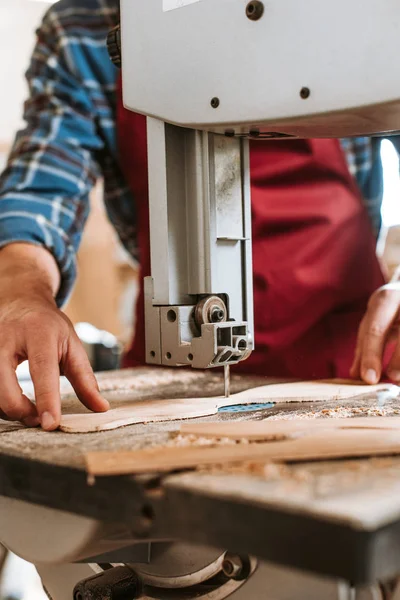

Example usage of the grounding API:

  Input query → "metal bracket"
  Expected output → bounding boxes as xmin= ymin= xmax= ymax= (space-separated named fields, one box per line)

xmin=145 ymin=119 xmax=254 ymax=369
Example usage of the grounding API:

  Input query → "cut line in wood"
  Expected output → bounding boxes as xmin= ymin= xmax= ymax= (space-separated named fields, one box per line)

xmin=60 ymin=379 xmax=398 ymax=434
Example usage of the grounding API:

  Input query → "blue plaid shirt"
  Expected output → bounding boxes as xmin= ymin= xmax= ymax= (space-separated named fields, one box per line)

xmin=0 ymin=0 xmax=396 ymax=305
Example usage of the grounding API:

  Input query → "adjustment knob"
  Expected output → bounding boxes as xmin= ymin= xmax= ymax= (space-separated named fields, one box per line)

xmin=107 ymin=24 xmax=121 ymax=69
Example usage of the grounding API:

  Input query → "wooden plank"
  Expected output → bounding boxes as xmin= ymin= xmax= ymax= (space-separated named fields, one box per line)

xmin=85 ymin=428 xmax=400 ymax=476
xmin=60 ymin=397 xmax=219 ymax=433
xmin=229 ymin=379 xmax=398 ymax=403
xmin=180 ymin=416 xmax=400 ymax=440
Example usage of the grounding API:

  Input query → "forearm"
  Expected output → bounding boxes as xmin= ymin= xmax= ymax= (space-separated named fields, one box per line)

xmin=0 ymin=6 xmax=104 ymax=307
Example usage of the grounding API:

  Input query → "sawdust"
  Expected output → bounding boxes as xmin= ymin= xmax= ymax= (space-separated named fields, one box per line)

xmin=266 ymin=405 xmax=400 ymax=421
xmin=167 ymin=432 xmax=289 ymax=448
xmin=167 ymin=433 xmax=254 ymax=448
xmin=168 ymin=415 xmax=400 ymax=490
xmin=59 ymin=368 xmax=220 ymax=396
xmin=167 ymin=433 xmax=240 ymax=447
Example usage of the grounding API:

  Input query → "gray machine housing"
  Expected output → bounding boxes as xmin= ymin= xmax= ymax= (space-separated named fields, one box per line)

xmin=144 ymin=120 xmax=254 ymax=369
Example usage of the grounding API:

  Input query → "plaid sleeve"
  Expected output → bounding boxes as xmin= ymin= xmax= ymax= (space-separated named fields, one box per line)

xmin=0 ymin=8 xmax=104 ymax=306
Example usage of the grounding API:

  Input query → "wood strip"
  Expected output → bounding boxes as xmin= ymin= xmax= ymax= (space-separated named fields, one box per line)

xmin=85 ymin=428 xmax=400 ymax=476
xmin=180 ymin=417 xmax=400 ymax=440
xmin=222 ymin=379 xmax=398 ymax=405
xmin=61 ymin=380 xmax=398 ymax=433
xmin=60 ymin=397 xmax=219 ymax=433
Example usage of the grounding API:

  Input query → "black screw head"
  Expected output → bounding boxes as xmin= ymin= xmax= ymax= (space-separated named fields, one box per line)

xmin=300 ymin=87 xmax=311 ymax=99
xmin=246 ymin=1 xmax=264 ymax=21
xmin=211 ymin=97 xmax=220 ymax=109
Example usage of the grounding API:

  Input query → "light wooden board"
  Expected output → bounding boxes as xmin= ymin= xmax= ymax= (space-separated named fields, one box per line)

xmin=85 ymin=427 xmax=400 ymax=476
xmin=60 ymin=379 xmax=398 ymax=434
xmin=231 ymin=379 xmax=398 ymax=402
xmin=60 ymin=397 xmax=220 ymax=433
xmin=180 ymin=416 xmax=400 ymax=440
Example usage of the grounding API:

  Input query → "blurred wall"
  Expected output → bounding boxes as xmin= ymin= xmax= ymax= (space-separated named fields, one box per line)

xmin=0 ymin=0 xmax=50 ymax=144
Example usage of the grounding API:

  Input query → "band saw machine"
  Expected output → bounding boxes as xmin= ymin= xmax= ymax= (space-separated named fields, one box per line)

xmin=0 ymin=0 xmax=400 ymax=598
xmin=118 ymin=0 xmax=400 ymax=395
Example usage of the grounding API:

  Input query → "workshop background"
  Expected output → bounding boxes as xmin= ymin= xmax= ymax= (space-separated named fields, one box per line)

xmin=0 ymin=0 xmax=400 ymax=598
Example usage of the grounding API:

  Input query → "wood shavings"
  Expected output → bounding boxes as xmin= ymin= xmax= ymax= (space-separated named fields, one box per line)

xmin=267 ymin=405 xmax=400 ymax=421
xmin=59 ymin=368 xmax=217 ymax=397
xmin=96 ymin=370 xmax=214 ymax=393
xmin=167 ymin=433 xmax=288 ymax=448
xmin=167 ymin=433 xmax=242 ymax=447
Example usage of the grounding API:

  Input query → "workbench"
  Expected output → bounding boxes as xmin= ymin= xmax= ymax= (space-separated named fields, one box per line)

xmin=1 ymin=368 xmax=400 ymax=586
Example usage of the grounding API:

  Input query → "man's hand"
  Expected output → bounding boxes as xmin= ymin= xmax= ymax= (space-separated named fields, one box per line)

xmin=351 ymin=282 xmax=400 ymax=384
xmin=0 ymin=243 xmax=109 ymax=431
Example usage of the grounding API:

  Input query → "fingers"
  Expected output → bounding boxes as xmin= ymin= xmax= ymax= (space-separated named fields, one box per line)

xmin=28 ymin=339 xmax=62 ymax=431
xmin=350 ymin=319 xmax=365 ymax=380
xmin=356 ymin=288 xmax=400 ymax=384
xmin=360 ymin=315 xmax=393 ymax=384
xmin=62 ymin=337 xmax=109 ymax=413
xmin=26 ymin=328 xmax=108 ymax=430
xmin=387 ymin=337 xmax=400 ymax=382
xmin=0 ymin=285 xmax=108 ymax=430
xmin=0 ymin=356 xmax=39 ymax=427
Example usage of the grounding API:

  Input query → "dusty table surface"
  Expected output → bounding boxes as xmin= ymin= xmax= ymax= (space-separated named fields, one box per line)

xmin=0 ymin=367 xmax=396 ymax=469
xmin=2 ymin=368 xmax=275 ymax=468
xmin=2 ymin=367 xmax=400 ymax=584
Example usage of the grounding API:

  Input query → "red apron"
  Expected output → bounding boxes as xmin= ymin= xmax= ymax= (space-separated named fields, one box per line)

xmin=117 ymin=91 xmax=385 ymax=379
